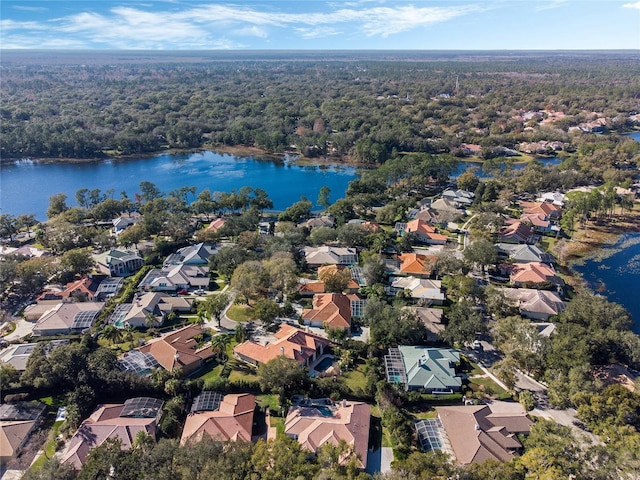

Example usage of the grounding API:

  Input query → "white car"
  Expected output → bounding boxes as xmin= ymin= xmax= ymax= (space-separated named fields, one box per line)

xmin=194 ymin=289 xmax=206 ymax=295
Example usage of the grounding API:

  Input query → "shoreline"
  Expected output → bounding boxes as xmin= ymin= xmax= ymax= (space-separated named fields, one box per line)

xmin=0 ymin=144 xmax=368 ymax=169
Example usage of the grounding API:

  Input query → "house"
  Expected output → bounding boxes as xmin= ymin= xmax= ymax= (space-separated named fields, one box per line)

xmin=499 ymin=288 xmax=565 ymax=321
xmin=458 ymin=144 xmax=482 ymax=156
xmin=0 ymin=340 xmax=68 ymax=371
xmin=430 ymin=198 xmax=464 ymax=216
xmin=112 ymin=214 xmax=141 ymax=236
xmin=397 ymin=219 xmax=448 ymax=245
xmin=37 ymin=274 xmax=107 ymax=303
xmin=537 ymin=192 xmax=566 ymax=207
xmin=495 ymin=243 xmax=554 ymax=264
xmin=60 ymin=397 xmax=163 ymax=469
xmin=233 ymin=325 xmax=330 ymax=367
xmin=2 ymin=245 xmax=51 ymax=259
xmin=441 ymin=189 xmax=475 ymax=207
xmin=205 ymin=218 xmax=226 ymax=234
xmin=506 ymin=262 xmax=562 ymax=287
xmin=94 ymin=248 xmax=144 ymax=277
xmin=137 ymin=324 xmax=214 ymax=376
xmin=519 ymin=213 xmax=552 ymax=233
xmin=409 ymin=307 xmax=445 ymax=342
xmin=411 ymin=207 xmax=441 ymax=224
xmin=138 ymin=264 xmax=209 ymax=291
xmin=109 ymin=292 xmax=193 ymax=328
xmin=398 ymin=253 xmax=437 ymax=277
xmin=303 ymin=246 xmax=358 ymax=269
xmin=302 ymin=293 xmax=362 ymax=331
xmin=434 ymin=402 xmax=533 ymax=464
xmin=94 ymin=277 xmax=124 ymax=301
xmin=498 ymin=220 xmax=535 ymax=244
xmin=385 ymin=346 xmax=462 ymax=392
xmin=301 ymin=215 xmax=335 ymax=229
xmin=388 ymin=277 xmax=445 ymax=304
xmin=317 ymin=265 xmax=360 ymax=293
xmin=520 ymin=201 xmax=562 ymax=220
xmin=285 ymin=399 xmax=370 ymax=469
xmin=32 ymin=302 xmax=104 ymax=336
xmin=181 ymin=392 xmax=255 ymax=445
xmin=163 ymin=242 xmax=217 ymax=267
xmin=0 ymin=402 xmax=47 ymax=465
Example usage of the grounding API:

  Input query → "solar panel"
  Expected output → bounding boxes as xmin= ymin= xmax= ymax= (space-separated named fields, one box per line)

xmin=71 ymin=310 xmax=100 ymax=330
xmin=120 ymin=397 xmax=163 ymax=418
xmin=384 ymin=348 xmax=408 ymax=386
xmin=191 ymin=391 xmax=224 ymax=413
xmin=415 ymin=418 xmax=444 ymax=452
xmin=118 ymin=350 xmax=160 ymax=375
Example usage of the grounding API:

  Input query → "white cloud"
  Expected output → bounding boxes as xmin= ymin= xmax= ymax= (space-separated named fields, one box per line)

xmin=12 ymin=5 xmax=49 ymax=12
xmin=535 ymin=0 xmax=569 ymax=11
xmin=1 ymin=2 xmax=481 ymax=49
xmin=622 ymin=1 xmax=640 ymax=8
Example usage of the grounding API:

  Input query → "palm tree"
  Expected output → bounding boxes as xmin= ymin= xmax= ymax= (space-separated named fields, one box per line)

xmin=235 ymin=324 xmax=248 ymax=343
xmin=144 ymin=312 xmax=162 ymax=329
xmin=211 ymin=334 xmax=231 ymax=362
xmin=100 ymin=325 xmax=123 ymax=345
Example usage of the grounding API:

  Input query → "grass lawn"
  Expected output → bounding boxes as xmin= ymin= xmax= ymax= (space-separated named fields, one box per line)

xmin=269 ymin=417 xmax=285 ymax=437
xmin=257 ymin=394 xmax=280 ymax=412
xmin=370 ymin=405 xmax=391 ymax=448
xmin=341 ymin=366 xmax=368 ymax=393
xmin=411 ymin=410 xmax=438 ymax=420
xmin=197 ymin=362 xmax=224 ymax=382
xmin=28 ymin=420 xmax=64 ymax=472
xmin=227 ymin=359 xmax=259 ymax=383
xmin=227 ymin=304 xmax=255 ymax=322
xmin=468 ymin=376 xmax=510 ymax=399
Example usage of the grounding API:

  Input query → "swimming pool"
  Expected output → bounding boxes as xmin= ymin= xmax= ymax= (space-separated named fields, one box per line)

xmin=314 ymin=356 xmax=335 ymax=372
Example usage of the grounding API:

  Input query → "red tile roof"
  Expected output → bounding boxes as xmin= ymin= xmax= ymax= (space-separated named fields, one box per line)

xmin=302 ymin=293 xmax=353 ymax=330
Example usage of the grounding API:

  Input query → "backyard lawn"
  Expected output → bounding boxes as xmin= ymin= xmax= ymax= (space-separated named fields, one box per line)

xmin=341 ymin=366 xmax=368 ymax=393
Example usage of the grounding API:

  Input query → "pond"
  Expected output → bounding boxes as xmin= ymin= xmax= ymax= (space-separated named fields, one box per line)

xmin=0 ymin=151 xmax=357 ymax=220
xmin=573 ymin=233 xmax=640 ymax=334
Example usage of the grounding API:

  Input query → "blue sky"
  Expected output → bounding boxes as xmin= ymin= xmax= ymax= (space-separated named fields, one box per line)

xmin=1 ymin=1 xmax=639 ymax=50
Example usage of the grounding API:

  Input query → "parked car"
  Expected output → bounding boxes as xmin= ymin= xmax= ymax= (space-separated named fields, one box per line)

xmin=177 ymin=289 xmax=189 ymax=295
xmin=194 ymin=289 xmax=206 ymax=295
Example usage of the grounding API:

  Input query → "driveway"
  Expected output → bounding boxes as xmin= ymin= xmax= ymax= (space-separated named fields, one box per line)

xmin=3 ymin=317 xmax=35 ymax=341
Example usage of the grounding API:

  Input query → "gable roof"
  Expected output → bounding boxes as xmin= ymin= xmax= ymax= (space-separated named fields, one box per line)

xmin=390 ymin=277 xmax=444 ymax=301
xmin=0 ymin=420 xmax=37 ymax=461
xmin=37 ymin=275 xmax=107 ymax=302
xmin=303 ymin=246 xmax=358 ymax=266
xmin=206 ymin=218 xmax=226 ymax=233
xmin=520 ymin=201 xmax=562 ymax=218
xmin=302 ymin=293 xmax=353 ymax=329
xmin=33 ymin=302 xmax=104 ymax=335
xmin=233 ymin=325 xmax=330 ymax=366
xmin=285 ymin=400 xmax=370 ymax=468
xmin=181 ymin=393 xmax=255 ymax=445
xmin=436 ymin=402 xmax=532 ymax=465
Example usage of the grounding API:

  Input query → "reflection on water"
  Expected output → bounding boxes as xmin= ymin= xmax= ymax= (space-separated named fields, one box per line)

xmin=573 ymin=233 xmax=640 ymax=334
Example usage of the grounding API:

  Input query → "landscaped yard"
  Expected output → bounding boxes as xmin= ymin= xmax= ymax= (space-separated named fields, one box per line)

xmin=227 ymin=304 xmax=255 ymax=322
xmin=341 ymin=366 xmax=368 ymax=393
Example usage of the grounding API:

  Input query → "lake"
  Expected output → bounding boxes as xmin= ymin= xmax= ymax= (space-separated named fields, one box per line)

xmin=452 ymin=157 xmax=562 ymax=178
xmin=573 ymin=233 xmax=640 ymax=334
xmin=0 ymin=151 xmax=357 ymax=220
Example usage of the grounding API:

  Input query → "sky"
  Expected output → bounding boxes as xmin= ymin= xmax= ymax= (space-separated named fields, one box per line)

xmin=1 ymin=0 xmax=639 ymax=50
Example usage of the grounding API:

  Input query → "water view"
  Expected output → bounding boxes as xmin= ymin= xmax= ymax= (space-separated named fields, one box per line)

xmin=452 ymin=157 xmax=562 ymax=178
xmin=0 ymin=151 xmax=357 ymax=220
xmin=573 ymin=233 xmax=640 ymax=334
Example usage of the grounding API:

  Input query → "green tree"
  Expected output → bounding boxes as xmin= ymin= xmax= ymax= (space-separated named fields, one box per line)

xmin=278 ymin=197 xmax=313 ymax=223
xmin=251 ymin=437 xmax=319 ymax=480
xmin=99 ymin=325 xmax=124 ymax=345
xmin=317 ymin=186 xmax=331 ymax=210
xmin=257 ymin=356 xmax=307 ymax=405
xmin=200 ymin=293 xmax=230 ymax=328
xmin=442 ymin=299 xmax=485 ymax=347
xmin=47 ymin=193 xmax=69 ymax=218
xmin=231 ymin=260 xmax=268 ymax=305
xmin=210 ymin=334 xmax=232 ymax=362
